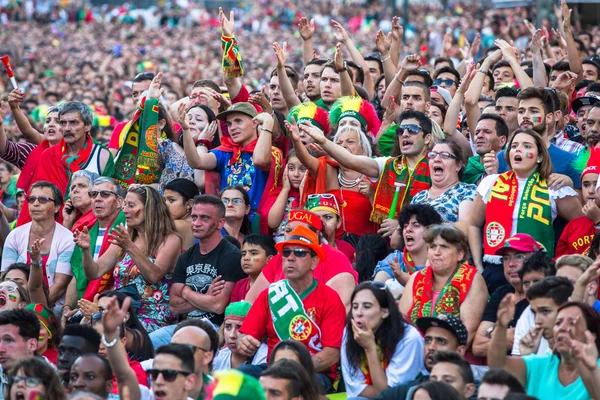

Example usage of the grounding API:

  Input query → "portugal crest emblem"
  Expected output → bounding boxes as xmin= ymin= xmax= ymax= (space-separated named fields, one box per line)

xmin=289 ymin=315 xmax=312 ymax=341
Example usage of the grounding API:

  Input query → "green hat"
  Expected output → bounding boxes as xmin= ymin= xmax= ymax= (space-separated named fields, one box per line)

xmin=216 ymin=102 xmax=258 ymax=121
xmin=224 ymin=301 xmax=252 ymax=322
xmin=26 ymin=303 xmax=54 ymax=339
xmin=209 ymin=370 xmax=265 ymax=400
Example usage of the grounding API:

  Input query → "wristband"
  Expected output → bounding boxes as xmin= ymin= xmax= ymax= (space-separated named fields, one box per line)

xmin=381 ymin=55 xmax=391 ymax=62
xmin=394 ymin=74 xmax=404 ymax=85
xmin=101 ymin=326 xmax=121 ymax=348
xmin=477 ymin=68 xmax=487 ymax=75
xmin=195 ymin=139 xmax=212 ymax=149
xmin=30 ymin=259 xmax=42 ymax=268
xmin=261 ymin=128 xmax=273 ymax=134
xmin=335 ymin=61 xmax=348 ymax=73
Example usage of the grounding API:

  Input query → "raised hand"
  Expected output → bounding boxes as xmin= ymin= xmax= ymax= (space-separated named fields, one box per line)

xmin=330 ymin=20 xmax=350 ymax=44
xmin=495 ymin=39 xmax=519 ymax=63
xmin=249 ymin=88 xmax=272 ymax=115
xmin=568 ymin=329 xmax=599 ymax=372
xmin=520 ymin=326 xmax=543 ymax=356
xmin=483 ymin=150 xmax=499 ymax=175
xmin=108 ymin=225 xmax=135 ymax=252
xmin=219 ymin=7 xmax=235 ymax=37
xmin=147 ymin=71 xmax=163 ymax=99
xmin=198 ymin=121 xmax=217 ymax=142
xmin=470 ymin=33 xmax=482 ymax=58
xmin=177 ymin=102 xmax=190 ymax=131
xmin=28 ymin=238 xmax=45 ymax=264
xmin=334 ymin=43 xmax=345 ymax=72
xmin=561 ymin=0 xmax=572 ymax=32
xmin=376 ymin=30 xmax=392 ymax=55
xmin=442 ymin=33 xmax=453 ymax=56
xmin=73 ymin=227 xmax=92 ymax=251
xmin=299 ymin=120 xmax=327 ymax=145
xmin=285 ymin=119 xmax=301 ymax=143
xmin=273 ymin=42 xmax=287 ymax=68
xmin=399 ymin=54 xmax=422 ymax=77
xmin=458 ymin=62 xmax=478 ymax=94
xmin=497 ymin=293 xmax=516 ymax=329
xmin=298 ymin=17 xmax=315 ymax=41
xmin=253 ymin=112 xmax=274 ymax=127
xmin=382 ymin=97 xmax=398 ymax=126
xmin=523 ymin=19 xmax=536 ymax=36
xmin=6 ymin=88 xmax=23 ymax=109
xmin=78 ymin=296 xmax=99 ymax=319
xmin=102 ymin=295 xmax=130 ymax=335
xmin=391 ymin=16 xmax=403 ymax=42
xmin=487 ymin=49 xmax=503 ymax=66
xmin=576 ymin=257 xmax=600 ymax=289
xmin=351 ymin=319 xmax=376 ymax=351
xmin=531 ymin=29 xmax=543 ymax=54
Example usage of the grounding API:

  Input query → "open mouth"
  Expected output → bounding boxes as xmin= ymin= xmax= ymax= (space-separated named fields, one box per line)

xmin=15 ymin=392 xmax=25 ymax=400
xmin=513 ymin=154 xmax=523 ymax=162
xmin=401 ymin=139 xmax=413 ymax=148
xmin=587 ymin=134 xmax=600 ymax=147
xmin=432 ymin=166 xmax=444 ymax=175
xmin=0 ymin=294 xmax=7 ymax=307
xmin=404 ymin=235 xmax=415 ymax=245
xmin=154 ymin=390 xmax=167 ymax=398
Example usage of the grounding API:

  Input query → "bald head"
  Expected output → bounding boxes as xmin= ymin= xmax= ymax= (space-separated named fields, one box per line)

xmin=171 ymin=326 xmax=211 ymax=374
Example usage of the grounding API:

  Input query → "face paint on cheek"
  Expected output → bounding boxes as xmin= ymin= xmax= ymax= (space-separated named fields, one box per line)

xmin=28 ymin=391 xmax=43 ymax=400
xmin=524 ymin=152 xmax=535 ymax=159
xmin=8 ymin=294 xmax=17 ymax=302
xmin=531 ymin=116 xmax=542 ymax=124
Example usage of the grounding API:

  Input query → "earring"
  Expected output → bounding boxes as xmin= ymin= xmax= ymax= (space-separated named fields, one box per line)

xmin=537 ymin=158 xmax=542 ymax=163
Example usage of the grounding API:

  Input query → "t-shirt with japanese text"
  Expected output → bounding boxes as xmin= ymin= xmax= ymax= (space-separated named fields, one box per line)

xmin=173 ymin=239 xmax=244 ymax=326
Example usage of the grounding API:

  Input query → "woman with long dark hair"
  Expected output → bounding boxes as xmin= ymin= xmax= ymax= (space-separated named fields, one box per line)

xmin=6 ymin=357 xmax=66 ymax=400
xmin=219 ymin=185 xmax=252 ymax=243
xmin=342 ymin=281 xmax=426 ymax=398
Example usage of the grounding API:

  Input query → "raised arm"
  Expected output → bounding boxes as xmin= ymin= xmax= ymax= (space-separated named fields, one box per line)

xmin=334 ymin=43 xmax=355 ymax=97
xmin=298 ymin=17 xmax=316 ymax=65
xmin=220 ymin=8 xmax=242 ymax=99
xmin=6 ymin=90 xmax=43 ymax=145
xmin=444 ymin=63 xmax=476 ymax=161
xmin=273 ymin=42 xmax=301 ymax=109
xmin=332 ymin=20 xmax=374 ymax=99
xmin=464 ymin=50 xmax=502 ymax=133
xmin=74 ymin=227 xmax=121 ymax=280
xmin=375 ymin=30 xmax=397 ymax=86
xmin=253 ymin=113 xmax=275 ymax=171
xmin=286 ymin=120 xmax=320 ymax=178
xmin=389 ymin=17 xmax=403 ymax=68
xmin=531 ymin=30 xmax=548 ymax=87
xmin=382 ymin=54 xmax=422 ymax=108
xmin=560 ymin=0 xmax=584 ymax=83
xmin=301 ymin=120 xmax=381 ymax=178
xmin=495 ymin=39 xmax=533 ymax=90
xmin=27 ymin=239 xmax=48 ymax=306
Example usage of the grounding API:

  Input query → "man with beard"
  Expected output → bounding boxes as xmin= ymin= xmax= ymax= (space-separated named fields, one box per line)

xmin=303 ymin=59 xmax=327 ymax=103
xmin=463 ymin=114 xmax=509 ymax=185
xmin=575 ymin=97 xmax=600 ymax=148
xmin=496 ymin=87 xmax=582 ymax=190
xmin=169 ymin=195 xmax=244 ymax=338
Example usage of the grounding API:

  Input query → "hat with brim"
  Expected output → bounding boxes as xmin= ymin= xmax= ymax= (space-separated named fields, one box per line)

xmin=216 ymin=102 xmax=258 ymax=121
xmin=494 ymin=233 xmax=545 ymax=256
xmin=572 ymin=94 xmax=600 ymax=114
xmin=275 ymin=225 xmax=326 ymax=262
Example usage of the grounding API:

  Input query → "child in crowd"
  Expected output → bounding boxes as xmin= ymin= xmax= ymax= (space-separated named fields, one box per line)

xmin=213 ymin=301 xmax=268 ymax=371
xmin=230 ymin=233 xmax=277 ymax=302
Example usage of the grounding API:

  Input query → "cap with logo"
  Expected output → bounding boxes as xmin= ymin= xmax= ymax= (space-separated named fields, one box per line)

xmin=416 ymin=314 xmax=468 ymax=346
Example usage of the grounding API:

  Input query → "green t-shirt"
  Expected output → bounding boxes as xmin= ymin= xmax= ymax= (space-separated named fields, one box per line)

xmin=523 ymin=354 xmax=597 ymax=400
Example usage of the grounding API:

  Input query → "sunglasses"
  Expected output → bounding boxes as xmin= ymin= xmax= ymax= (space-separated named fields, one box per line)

xmin=26 ymin=196 xmax=55 ymax=205
xmin=396 ymin=124 xmax=422 ymax=135
xmin=222 ymin=198 xmax=245 ymax=206
xmin=428 ymin=151 xmax=458 ymax=160
xmin=282 ymin=248 xmax=314 ymax=258
xmin=10 ymin=376 xmax=42 ymax=387
xmin=187 ymin=344 xmax=211 ymax=353
xmin=146 ymin=369 xmax=191 ymax=382
xmin=89 ymin=190 xmax=118 ymax=199
xmin=433 ymin=78 xmax=457 ymax=87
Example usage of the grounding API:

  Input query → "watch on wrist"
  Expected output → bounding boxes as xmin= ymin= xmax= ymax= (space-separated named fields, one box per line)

xmin=31 ymin=259 xmax=42 ymax=268
xmin=486 ymin=325 xmax=496 ymax=339
xmin=335 ymin=61 xmax=348 ymax=74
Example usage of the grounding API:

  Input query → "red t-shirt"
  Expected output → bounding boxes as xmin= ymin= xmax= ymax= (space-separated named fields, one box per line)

xmin=555 ymin=216 xmax=597 ymax=258
xmin=335 ymin=239 xmax=355 ymax=263
xmin=111 ymin=359 xmax=148 ymax=394
xmin=262 ymin=244 xmax=358 ymax=285
xmin=231 ymin=277 xmax=251 ymax=302
xmin=239 ymin=280 xmax=346 ymax=364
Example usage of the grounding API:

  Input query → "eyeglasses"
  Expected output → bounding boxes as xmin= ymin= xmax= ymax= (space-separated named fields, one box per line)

xmin=0 ymin=284 xmax=17 ymax=293
xmin=89 ymin=190 xmax=118 ymax=199
xmin=282 ymin=248 xmax=314 ymax=258
xmin=501 ymin=253 xmax=529 ymax=264
xmin=146 ymin=369 xmax=192 ymax=382
xmin=428 ymin=151 xmax=458 ymax=160
xmin=396 ymin=124 xmax=422 ymax=135
xmin=10 ymin=376 xmax=42 ymax=387
xmin=222 ymin=198 xmax=245 ymax=206
xmin=26 ymin=196 xmax=55 ymax=205
xmin=187 ymin=344 xmax=211 ymax=353
xmin=433 ymin=78 xmax=457 ymax=87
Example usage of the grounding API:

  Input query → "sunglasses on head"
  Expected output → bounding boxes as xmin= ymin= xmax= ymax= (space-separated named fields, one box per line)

xmin=146 ymin=369 xmax=192 ymax=382
xmin=282 ymin=248 xmax=314 ymax=258
xmin=89 ymin=190 xmax=118 ymax=199
xmin=433 ymin=78 xmax=456 ymax=87
xmin=307 ymin=193 xmax=335 ymax=200
xmin=26 ymin=196 xmax=55 ymax=205
xmin=396 ymin=124 xmax=422 ymax=135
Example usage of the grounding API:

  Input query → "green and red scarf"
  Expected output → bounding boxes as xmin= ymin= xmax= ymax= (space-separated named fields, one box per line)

xmin=484 ymin=171 xmax=554 ymax=257
xmin=222 ymin=35 xmax=244 ymax=79
xmin=403 ymin=250 xmax=418 ymax=275
xmin=112 ymin=97 xmax=160 ymax=188
xmin=409 ymin=262 xmax=476 ymax=324
xmin=371 ymin=156 xmax=431 ymax=224
xmin=268 ymin=280 xmax=322 ymax=354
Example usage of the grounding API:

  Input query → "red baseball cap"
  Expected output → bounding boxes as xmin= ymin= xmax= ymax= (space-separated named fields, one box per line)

xmin=494 ymin=233 xmax=545 ymax=256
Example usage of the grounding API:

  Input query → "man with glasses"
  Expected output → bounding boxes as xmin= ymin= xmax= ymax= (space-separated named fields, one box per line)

xmin=170 ymin=324 xmax=214 ymax=399
xmin=165 ymin=195 xmax=243 ymax=345
xmin=472 ymin=234 xmax=543 ymax=358
xmin=69 ymin=177 xmax=125 ymax=312
xmin=1 ymin=181 xmax=74 ymax=307
xmin=237 ymin=225 xmax=346 ymax=393
xmin=433 ymin=66 xmax=460 ymax=97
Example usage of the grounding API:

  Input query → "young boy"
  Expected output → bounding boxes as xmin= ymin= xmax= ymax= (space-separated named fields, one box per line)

xmin=212 ymin=301 xmax=268 ymax=371
xmin=230 ymin=233 xmax=276 ymax=302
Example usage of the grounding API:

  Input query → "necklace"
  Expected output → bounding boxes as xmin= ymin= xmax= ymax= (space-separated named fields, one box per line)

xmin=338 ymin=171 xmax=361 ymax=188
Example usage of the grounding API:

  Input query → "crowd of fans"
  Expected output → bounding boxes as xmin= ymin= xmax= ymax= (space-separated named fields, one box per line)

xmin=1 ymin=0 xmax=600 ymax=399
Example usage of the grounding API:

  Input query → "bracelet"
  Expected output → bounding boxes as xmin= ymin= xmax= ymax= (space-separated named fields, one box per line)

xmin=381 ymin=55 xmax=391 ymax=62
xmin=194 ymin=139 xmax=212 ymax=149
xmin=261 ymin=128 xmax=273 ymax=133
xmin=477 ymin=68 xmax=487 ymax=75
xmin=394 ymin=74 xmax=404 ymax=85
xmin=101 ymin=326 xmax=121 ymax=348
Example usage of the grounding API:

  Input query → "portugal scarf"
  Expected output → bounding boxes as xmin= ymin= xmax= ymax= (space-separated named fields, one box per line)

xmin=371 ymin=156 xmax=430 ymax=224
xmin=403 ymin=250 xmax=417 ymax=275
xmin=409 ymin=262 xmax=476 ymax=325
xmin=484 ymin=171 xmax=554 ymax=257
xmin=221 ymin=35 xmax=244 ymax=78
xmin=268 ymin=280 xmax=323 ymax=355
xmin=112 ymin=97 xmax=160 ymax=188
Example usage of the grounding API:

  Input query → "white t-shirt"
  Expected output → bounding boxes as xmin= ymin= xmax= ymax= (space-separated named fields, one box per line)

xmin=212 ymin=343 xmax=268 ymax=372
xmin=341 ymin=323 xmax=427 ymax=398
xmin=511 ymin=305 xmax=551 ymax=356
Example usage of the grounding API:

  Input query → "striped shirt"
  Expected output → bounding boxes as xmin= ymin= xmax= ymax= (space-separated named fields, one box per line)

xmin=0 ymin=140 xmax=37 ymax=169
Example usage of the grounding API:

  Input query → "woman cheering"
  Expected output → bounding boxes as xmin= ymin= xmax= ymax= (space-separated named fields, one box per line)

xmin=342 ymin=281 xmax=425 ymax=398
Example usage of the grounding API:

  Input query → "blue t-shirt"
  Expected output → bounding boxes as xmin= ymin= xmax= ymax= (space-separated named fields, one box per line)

xmin=594 ymin=300 xmax=600 ymax=314
xmin=373 ymin=250 xmax=426 ymax=281
xmin=497 ymin=144 xmax=582 ymax=189
xmin=523 ymin=353 xmax=597 ymax=399
xmin=210 ymin=149 xmax=269 ymax=212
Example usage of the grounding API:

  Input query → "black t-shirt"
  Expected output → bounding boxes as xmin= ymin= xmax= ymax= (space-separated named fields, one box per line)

xmin=173 ymin=239 xmax=243 ymax=325
xmin=482 ymin=284 xmax=529 ymax=327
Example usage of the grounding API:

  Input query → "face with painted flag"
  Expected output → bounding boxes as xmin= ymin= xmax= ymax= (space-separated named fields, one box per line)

xmin=0 ymin=281 xmax=25 ymax=312
xmin=518 ymin=98 xmax=547 ymax=135
xmin=9 ymin=368 xmax=46 ymax=400
xmin=508 ymin=132 xmax=540 ymax=175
